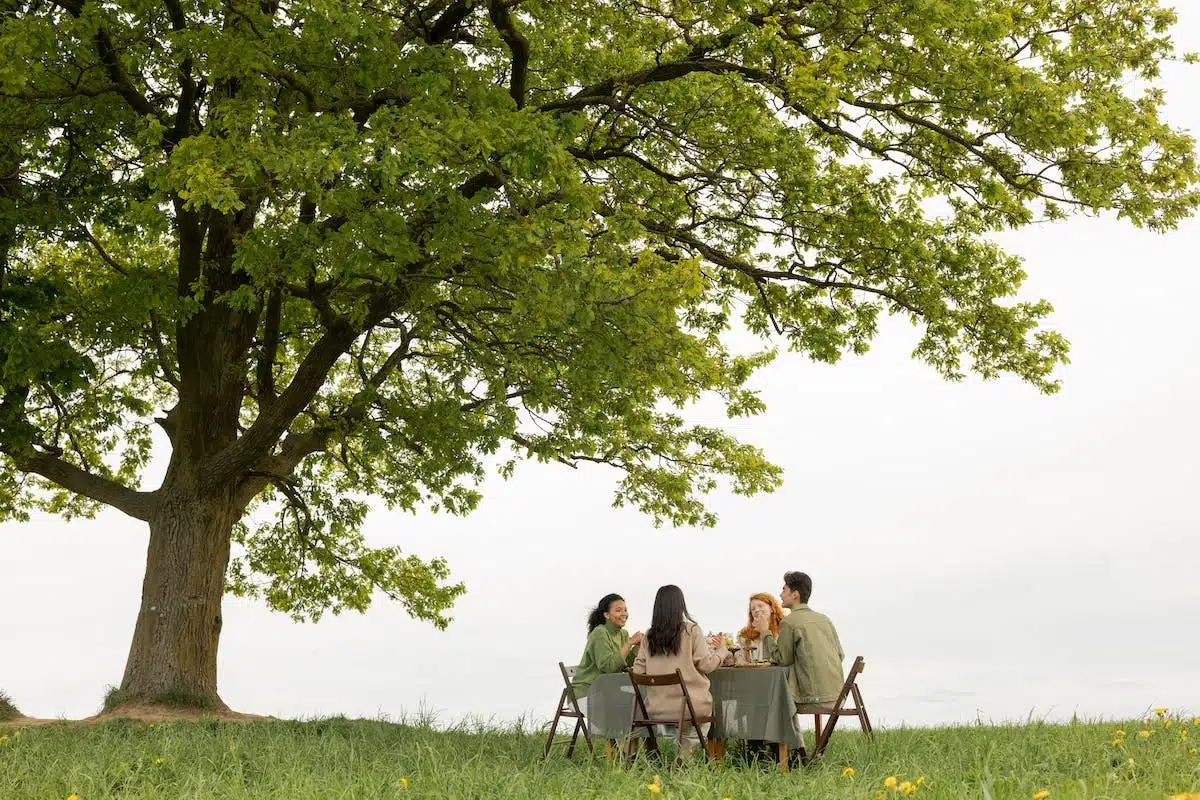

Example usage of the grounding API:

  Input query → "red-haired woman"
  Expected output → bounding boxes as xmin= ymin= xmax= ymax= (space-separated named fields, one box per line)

xmin=736 ymin=592 xmax=784 ymax=663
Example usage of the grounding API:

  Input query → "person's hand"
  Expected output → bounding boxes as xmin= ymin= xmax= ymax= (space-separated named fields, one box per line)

xmin=629 ymin=631 xmax=645 ymax=647
xmin=752 ymin=606 xmax=771 ymax=635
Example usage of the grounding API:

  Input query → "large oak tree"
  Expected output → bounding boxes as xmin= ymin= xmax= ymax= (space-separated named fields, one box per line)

xmin=1 ymin=0 xmax=1196 ymax=707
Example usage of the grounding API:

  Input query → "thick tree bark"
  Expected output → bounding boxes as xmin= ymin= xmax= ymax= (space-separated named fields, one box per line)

xmin=118 ymin=484 xmax=237 ymax=707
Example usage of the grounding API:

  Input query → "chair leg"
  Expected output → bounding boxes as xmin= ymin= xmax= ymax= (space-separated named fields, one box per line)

xmin=852 ymin=684 xmax=873 ymax=737
xmin=542 ymin=696 xmax=566 ymax=759
xmin=814 ymin=712 xmax=841 ymax=759
xmin=776 ymin=742 xmax=789 ymax=774
xmin=566 ymin=716 xmax=581 ymax=758
xmin=580 ymin=715 xmax=595 ymax=753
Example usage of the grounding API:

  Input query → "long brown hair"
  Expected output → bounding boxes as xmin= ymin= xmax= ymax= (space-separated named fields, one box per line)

xmin=737 ymin=592 xmax=783 ymax=642
xmin=646 ymin=584 xmax=696 ymax=657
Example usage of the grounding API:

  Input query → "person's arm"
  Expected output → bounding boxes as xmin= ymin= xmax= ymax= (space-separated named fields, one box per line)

xmin=622 ymin=631 xmax=643 ymax=666
xmin=631 ymin=635 xmax=648 ymax=675
xmin=592 ymin=628 xmax=630 ymax=674
xmin=832 ymin=623 xmax=844 ymax=663
xmin=691 ymin=625 xmax=725 ymax=674
xmin=765 ymin=620 xmax=798 ymax=667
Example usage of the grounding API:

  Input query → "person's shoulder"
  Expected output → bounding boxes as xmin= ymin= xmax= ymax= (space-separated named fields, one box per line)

xmin=811 ymin=608 xmax=839 ymax=628
xmin=778 ymin=611 xmax=802 ymax=631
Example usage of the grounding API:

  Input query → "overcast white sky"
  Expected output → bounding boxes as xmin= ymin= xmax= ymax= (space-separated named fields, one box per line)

xmin=2 ymin=9 xmax=1198 ymax=729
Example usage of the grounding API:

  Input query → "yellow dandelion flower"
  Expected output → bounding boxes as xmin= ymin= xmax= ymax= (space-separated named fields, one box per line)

xmin=1139 ymin=730 xmax=1151 ymax=738
xmin=899 ymin=780 xmax=916 ymax=796
xmin=0 ymin=736 xmax=7 ymax=744
xmin=842 ymin=767 xmax=856 ymax=777
xmin=1113 ymin=729 xmax=1126 ymax=738
xmin=1190 ymin=747 xmax=1197 ymax=755
xmin=67 ymin=795 xmax=78 ymax=800
xmin=1169 ymin=795 xmax=1200 ymax=800
xmin=647 ymin=784 xmax=662 ymax=795
xmin=1155 ymin=707 xmax=1169 ymax=716
xmin=1182 ymin=728 xmax=1189 ymax=740
xmin=398 ymin=778 xmax=408 ymax=789
xmin=1127 ymin=758 xmax=1136 ymax=768
xmin=917 ymin=777 xmax=926 ymax=786
xmin=147 ymin=723 xmax=156 ymax=729
xmin=1193 ymin=718 xmax=1200 ymax=727
xmin=154 ymin=758 xmax=164 ymax=766
xmin=1033 ymin=791 xmax=1051 ymax=800
xmin=1165 ymin=719 xmax=1174 ymax=728
xmin=885 ymin=776 xmax=899 ymax=789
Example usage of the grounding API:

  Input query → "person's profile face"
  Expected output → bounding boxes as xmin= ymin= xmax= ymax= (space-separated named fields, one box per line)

xmin=604 ymin=600 xmax=629 ymax=627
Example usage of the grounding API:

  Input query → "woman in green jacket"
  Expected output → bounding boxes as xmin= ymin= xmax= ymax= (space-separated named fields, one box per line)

xmin=571 ymin=593 xmax=643 ymax=710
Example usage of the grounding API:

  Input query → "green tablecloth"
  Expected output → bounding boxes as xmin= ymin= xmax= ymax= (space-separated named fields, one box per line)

xmin=586 ymin=667 xmax=801 ymax=747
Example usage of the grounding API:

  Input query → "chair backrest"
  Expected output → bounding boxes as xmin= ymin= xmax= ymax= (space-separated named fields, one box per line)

xmin=829 ymin=656 xmax=865 ymax=712
xmin=559 ymin=663 xmax=579 ymax=684
xmin=629 ymin=669 xmax=708 ymax=753
xmin=630 ymin=670 xmax=682 ymax=688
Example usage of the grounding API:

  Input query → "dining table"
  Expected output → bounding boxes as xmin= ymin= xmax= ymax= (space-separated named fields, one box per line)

xmin=586 ymin=665 xmax=804 ymax=771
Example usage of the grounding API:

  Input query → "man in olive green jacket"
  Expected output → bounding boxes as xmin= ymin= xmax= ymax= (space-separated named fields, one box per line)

xmin=754 ymin=571 xmax=845 ymax=708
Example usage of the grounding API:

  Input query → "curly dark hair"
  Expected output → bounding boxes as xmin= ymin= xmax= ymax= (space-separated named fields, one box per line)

xmin=586 ymin=593 xmax=625 ymax=633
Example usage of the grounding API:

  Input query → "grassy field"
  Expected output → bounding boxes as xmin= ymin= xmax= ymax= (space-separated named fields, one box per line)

xmin=2 ymin=710 xmax=1199 ymax=799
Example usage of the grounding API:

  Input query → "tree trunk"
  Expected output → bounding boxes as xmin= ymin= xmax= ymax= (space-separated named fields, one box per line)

xmin=118 ymin=485 xmax=236 ymax=708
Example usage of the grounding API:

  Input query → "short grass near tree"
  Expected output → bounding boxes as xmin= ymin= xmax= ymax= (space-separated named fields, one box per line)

xmin=2 ymin=710 xmax=1198 ymax=799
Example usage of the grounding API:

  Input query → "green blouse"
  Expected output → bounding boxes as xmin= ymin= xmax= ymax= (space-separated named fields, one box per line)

xmin=571 ymin=621 xmax=636 ymax=697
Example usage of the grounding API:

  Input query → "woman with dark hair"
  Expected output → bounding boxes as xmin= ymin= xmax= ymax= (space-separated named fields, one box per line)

xmin=632 ymin=585 xmax=728 ymax=753
xmin=571 ymin=593 xmax=643 ymax=706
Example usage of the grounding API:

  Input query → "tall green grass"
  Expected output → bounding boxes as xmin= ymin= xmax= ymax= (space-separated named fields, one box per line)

xmin=2 ymin=710 xmax=1198 ymax=799
xmin=0 ymin=689 xmax=19 ymax=722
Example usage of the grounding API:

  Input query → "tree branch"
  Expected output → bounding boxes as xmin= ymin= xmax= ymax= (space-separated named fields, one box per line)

xmin=255 ymin=287 xmax=282 ymax=406
xmin=424 ymin=1 xmax=473 ymax=44
xmin=488 ymin=1 xmax=529 ymax=109
xmin=205 ymin=287 xmax=408 ymax=487
xmin=10 ymin=448 xmax=157 ymax=520
xmin=640 ymin=218 xmax=921 ymax=314
xmin=55 ymin=0 xmax=168 ymax=125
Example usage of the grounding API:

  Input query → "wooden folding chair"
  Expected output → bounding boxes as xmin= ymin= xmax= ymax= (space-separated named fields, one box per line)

xmin=799 ymin=656 xmax=873 ymax=763
xmin=542 ymin=662 xmax=594 ymax=759
xmin=629 ymin=669 xmax=713 ymax=766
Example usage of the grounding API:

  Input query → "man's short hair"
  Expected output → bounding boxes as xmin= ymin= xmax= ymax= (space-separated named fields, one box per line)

xmin=783 ymin=571 xmax=812 ymax=603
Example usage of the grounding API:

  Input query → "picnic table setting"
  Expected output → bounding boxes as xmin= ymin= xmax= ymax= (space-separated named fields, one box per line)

xmin=584 ymin=631 xmax=807 ymax=769
xmin=543 ymin=582 xmax=873 ymax=772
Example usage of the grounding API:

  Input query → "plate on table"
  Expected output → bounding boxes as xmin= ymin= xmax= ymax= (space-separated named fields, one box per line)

xmin=731 ymin=661 xmax=773 ymax=668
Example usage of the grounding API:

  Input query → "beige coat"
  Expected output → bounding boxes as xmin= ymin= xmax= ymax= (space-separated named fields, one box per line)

xmin=632 ymin=622 xmax=725 ymax=719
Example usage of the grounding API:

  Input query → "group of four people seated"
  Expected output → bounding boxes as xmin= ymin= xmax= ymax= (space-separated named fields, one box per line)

xmin=571 ymin=570 xmax=844 ymax=753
